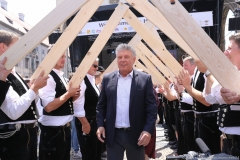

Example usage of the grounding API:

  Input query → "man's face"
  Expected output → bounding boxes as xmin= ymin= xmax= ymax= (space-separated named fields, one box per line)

xmin=194 ymin=59 xmax=207 ymax=73
xmin=88 ymin=61 xmax=98 ymax=76
xmin=117 ymin=50 xmax=136 ymax=76
xmin=183 ymin=60 xmax=196 ymax=76
xmin=0 ymin=38 xmax=18 ymax=56
xmin=224 ymin=40 xmax=240 ymax=65
xmin=55 ymin=54 xmax=66 ymax=70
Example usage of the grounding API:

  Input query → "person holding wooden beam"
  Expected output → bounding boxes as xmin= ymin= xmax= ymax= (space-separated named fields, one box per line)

xmin=177 ymin=58 xmax=221 ymax=154
xmin=176 ymin=56 xmax=196 ymax=153
xmin=96 ymin=43 xmax=157 ymax=160
xmin=38 ymin=50 xmax=81 ymax=160
xmin=0 ymin=30 xmax=49 ymax=160
xmin=0 ymin=57 xmax=11 ymax=106
xmin=74 ymin=58 xmax=103 ymax=160
xmin=203 ymin=33 xmax=240 ymax=157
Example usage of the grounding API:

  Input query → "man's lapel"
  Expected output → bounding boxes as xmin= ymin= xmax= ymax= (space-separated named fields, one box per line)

xmin=129 ymin=70 xmax=139 ymax=109
xmin=108 ymin=71 xmax=118 ymax=111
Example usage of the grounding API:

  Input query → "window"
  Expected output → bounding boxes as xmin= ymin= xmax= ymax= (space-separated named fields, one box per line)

xmin=36 ymin=61 xmax=39 ymax=69
xmin=42 ymin=49 xmax=45 ymax=54
xmin=25 ymin=58 xmax=29 ymax=68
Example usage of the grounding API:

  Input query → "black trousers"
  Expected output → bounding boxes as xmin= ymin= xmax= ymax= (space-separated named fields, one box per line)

xmin=75 ymin=118 xmax=103 ymax=160
xmin=194 ymin=116 xmax=221 ymax=154
xmin=39 ymin=124 xmax=71 ymax=160
xmin=222 ymin=137 xmax=240 ymax=157
xmin=0 ymin=127 xmax=38 ymax=160
xmin=165 ymin=104 xmax=176 ymax=141
xmin=181 ymin=111 xmax=195 ymax=152
xmin=107 ymin=128 xmax=145 ymax=160
xmin=174 ymin=108 xmax=185 ymax=155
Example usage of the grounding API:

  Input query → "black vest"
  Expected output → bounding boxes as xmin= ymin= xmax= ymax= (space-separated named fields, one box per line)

xmin=0 ymin=80 xmax=10 ymax=106
xmin=0 ymin=73 xmax=37 ymax=124
xmin=192 ymin=71 xmax=213 ymax=112
xmin=43 ymin=71 xmax=73 ymax=116
xmin=179 ymin=87 xmax=193 ymax=111
xmin=84 ymin=76 xmax=99 ymax=118
xmin=217 ymin=104 xmax=240 ymax=127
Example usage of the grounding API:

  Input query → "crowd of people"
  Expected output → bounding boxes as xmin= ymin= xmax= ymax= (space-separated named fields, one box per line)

xmin=1 ymin=2 xmax=240 ymax=159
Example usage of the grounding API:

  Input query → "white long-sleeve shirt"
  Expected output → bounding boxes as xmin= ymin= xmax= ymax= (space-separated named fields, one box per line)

xmin=204 ymin=79 xmax=240 ymax=135
xmin=38 ymin=69 xmax=85 ymax=126
xmin=115 ymin=71 xmax=133 ymax=128
xmin=73 ymin=74 xmax=100 ymax=118
xmin=1 ymin=68 xmax=37 ymax=124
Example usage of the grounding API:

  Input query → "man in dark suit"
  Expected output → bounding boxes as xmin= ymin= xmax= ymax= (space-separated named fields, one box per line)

xmin=96 ymin=43 xmax=157 ymax=160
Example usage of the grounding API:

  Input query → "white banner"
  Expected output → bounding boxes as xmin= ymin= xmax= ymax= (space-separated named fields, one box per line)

xmin=78 ymin=11 xmax=213 ymax=36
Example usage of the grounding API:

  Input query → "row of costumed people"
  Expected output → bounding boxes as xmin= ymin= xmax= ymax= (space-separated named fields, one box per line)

xmin=158 ymin=33 xmax=240 ymax=158
xmin=0 ymin=30 xmax=104 ymax=160
xmin=0 ymin=29 xmax=158 ymax=160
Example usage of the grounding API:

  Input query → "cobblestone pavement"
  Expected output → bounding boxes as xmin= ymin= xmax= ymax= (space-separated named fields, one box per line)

xmin=70 ymin=124 xmax=175 ymax=160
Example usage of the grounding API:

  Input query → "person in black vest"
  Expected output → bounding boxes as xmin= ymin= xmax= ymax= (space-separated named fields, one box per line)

xmin=0 ymin=57 xmax=11 ymax=106
xmin=0 ymin=30 xmax=48 ymax=160
xmin=38 ymin=50 xmax=81 ymax=160
xmin=160 ymin=82 xmax=185 ymax=154
xmin=74 ymin=58 xmax=103 ymax=160
xmin=205 ymin=33 xmax=240 ymax=157
xmin=176 ymin=56 xmax=196 ymax=153
xmin=178 ymin=59 xmax=221 ymax=154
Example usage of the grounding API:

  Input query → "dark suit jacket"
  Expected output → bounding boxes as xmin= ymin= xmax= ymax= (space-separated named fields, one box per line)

xmin=0 ymin=80 xmax=10 ymax=106
xmin=96 ymin=69 xmax=157 ymax=148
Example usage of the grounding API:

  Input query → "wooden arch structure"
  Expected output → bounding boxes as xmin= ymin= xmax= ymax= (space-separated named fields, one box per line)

xmin=1 ymin=0 xmax=240 ymax=94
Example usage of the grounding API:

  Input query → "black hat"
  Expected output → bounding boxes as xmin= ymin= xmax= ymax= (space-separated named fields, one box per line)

xmin=97 ymin=66 xmax=105 ymax=72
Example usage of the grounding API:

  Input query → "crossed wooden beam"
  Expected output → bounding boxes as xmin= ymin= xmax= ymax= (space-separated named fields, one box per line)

xmin=0 ymin=0 xmax=239 ymax=94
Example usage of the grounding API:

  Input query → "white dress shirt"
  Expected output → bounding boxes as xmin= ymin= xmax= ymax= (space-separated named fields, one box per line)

xmin=204 ymin=80 xmax=240 ymax=135
xmin=1 ymin=68 xmax=37 ymax=124
xmin=73 ymin=74 xmax=100 ymax=118
xmin=115 ymin=71 xmax=133 ymax=128
xmin=38 ymin=69 xmax=84 ymax=126
xmin=180 ymin=68 xmax=196 ymax=112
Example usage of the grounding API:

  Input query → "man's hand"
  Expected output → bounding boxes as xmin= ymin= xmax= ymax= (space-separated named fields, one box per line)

xmin=96 ymin=127 xmax=105 ymax=143
xmin=158 ymin=85 xmax=165 ymax=94
xmin=0 ymin=57 xmax=12 ymax=81
xmin=220 ymin=87 xmax=240 ymax=104
xmin=178 ymin=69 xmax=191 ymax=88
xmin=30 ymin=70 xmax=49 ymax=93
xmin=73 ymin=84 xmax=81 ymax=101
xmin=82 ymin=123 xmax=90 ymax=134
xmin=138 ymin=131 xmax=151 ymax=146
xmin=66 ymin=82 xmax=80 ymax=97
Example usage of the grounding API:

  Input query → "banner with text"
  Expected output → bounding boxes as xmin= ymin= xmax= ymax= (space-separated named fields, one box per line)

xmin=78 ymin=11 xmax=213 ymax=36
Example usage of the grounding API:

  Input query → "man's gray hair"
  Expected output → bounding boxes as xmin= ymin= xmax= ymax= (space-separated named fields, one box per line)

xmin=115 ymin=43 xmax=136 ymax=57
xmin=183 ymin=56 xmax=195 ymax=65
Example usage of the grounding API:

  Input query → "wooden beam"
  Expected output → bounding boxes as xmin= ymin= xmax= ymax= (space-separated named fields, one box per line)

xmin=152 ymin=0 xmax=240 ymax=94
xmin=69 ymin=3 xmax=129 ymax=87
xmin=0 ymin=0 xmax=89 ymax=70
xmin=135 ymin=48 xmax=166 ymax=83
xmin=31 ymin=0 xmax=103 ymax=79
xmin=134 ymin=60 xmax=159 ymax=85
xmin=123 ymin=9 xmax=182 ymax=76
xmin=136 ymin=42 xmax=173 ymax=81
xmin=125 ymin=0 xmax=198 ymax=59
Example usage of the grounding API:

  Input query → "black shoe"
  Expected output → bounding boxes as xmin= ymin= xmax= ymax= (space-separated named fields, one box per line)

xmin=170 ymin=143 xmax=178 ymax=149
xmin=168 ymin=140 xmax=177 ymax=145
